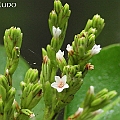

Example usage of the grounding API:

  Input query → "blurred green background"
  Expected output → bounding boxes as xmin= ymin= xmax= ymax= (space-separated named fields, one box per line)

xmin=0 ymin=0 xmax=120 ymax=69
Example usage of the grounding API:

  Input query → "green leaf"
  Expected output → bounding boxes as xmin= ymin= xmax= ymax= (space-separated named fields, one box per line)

xmin=0 ymin=45 xmax=45 ymax=120
xmin=64 ymin=44 xmax=120 ymax=119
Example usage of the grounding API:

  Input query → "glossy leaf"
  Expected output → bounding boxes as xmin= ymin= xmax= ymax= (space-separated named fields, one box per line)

xmin=64 ymin=44 xmax=120 ymax=119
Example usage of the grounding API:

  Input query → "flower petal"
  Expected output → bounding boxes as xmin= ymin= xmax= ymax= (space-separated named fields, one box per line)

xmin=55 ymin=76 xmax=61 ymax=83
xmin=56 ymin=50 xmax=64 ymax=60
xmin=52 ymin=26 xmax=61 ymax=38
xmin=91 ymin=44 xmax=101 ymax=55
xmin=62 ymin=75 xmax=67 ymax=84
xmin=51 ymin=82 xmax=59 ymax=89
xmin=63 ymin=83 xmax=69 ymax=89
xmin=66 ymin=44 xmax=73 ymax=52
xmin=57 ymin=87 xmax=64 ymax=92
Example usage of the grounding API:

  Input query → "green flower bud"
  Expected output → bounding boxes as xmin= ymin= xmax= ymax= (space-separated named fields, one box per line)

xmin=51 ymin=35 xmax=62 ymax=52
xmin=24 ymin=91 xmax=34 ymax=108
xmin=47 ymin=44 xmax=56 ymax=62
xmin=4 ymin=87 xmax=15 ymax=112
xmin=78 ymin=46 xmax=85 ymax=58
xmin=107 ymin=91 xmax=117 ymax=99
xmin=87 ymin=34 xmax=95 ymax=50
xmin=44 ymin=81 xmax=52 ymax=106
xmin=12 ymin=47 xmax=20 ymax=60
xmin=8 ymin=59 xmax=19 ymax=75
xmin=41 ymin=59 xmax=51 ymax=82
xmin=57 ymin=8 xmax=64 ymax=26
xmin=21 ymin=109 xmax=35 ymax=118
xmin=51 ymin=11 xmax=58 ymax=26
xmin=84 ymin=19 xmax=93 ymax=31
xmin=78 ymin=37 xmax=86 ymax=47
xmin=21 ymin=82 xmax=41 ymax=109
xmin=79 ymin=30 xmax=87 ymax=38
xmin=63 ymin=3 xmax=69 ymax=16
xmin=54 ymin=0 xmax=62 ymax=14
xmin=68 ymin=55 xmax=75 ymax=65
xmin=21 ymin=86 xmax=29 ymax=108
xmin=92 ymin=14 xmax=105 ymax=37
xmin=24 ymin=68 xmax=38 ymax=84
xmin=91 ymin=94 xmax=108 ymax=107
xmin=0 ymin=84 xmax=6 ymax=101
xmin=7 ymin=100 xmax=16 ymax=120
xmin=4 ymin=27 xmax=23 ymax=58
xmin=63 ymin=65 xmax=80 ymax=78
xmin=28 ymin=90 xmax=42 ymax=109
xmin=83 ymin=86 xmax=95 ymax=107
xmin=42 ymin=48 xmax=47 ymax=57
xmin=75 ymin=72 xmax=82 ymax=78
xmin=91 ymin=98 xmax=103 ymax=107
xmin=0 ymin=75 xmax=9 ymax=92
xmin=95 ymin=88 xmax=108 ymax=99
xmin=32 ymin=83 xmax=42 ymax=96
xmin=7 ymin=87 xmax=16 ymax=100
xmin=88 ymin=28 xmax=96 ymax=35
xmin=58 ymin=5 xmax=71 ymax=28
xmin=0 ymin=98 xmax=4 ymax=113
xmin=92 ymin=14 xmax=101 ymax=28
xmin=20 ymin=81 xmax=26 ymax=91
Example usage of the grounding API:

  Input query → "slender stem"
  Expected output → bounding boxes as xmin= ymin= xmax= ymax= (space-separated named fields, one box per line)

xmin=43 ymin=106 xmax=58 ymax=120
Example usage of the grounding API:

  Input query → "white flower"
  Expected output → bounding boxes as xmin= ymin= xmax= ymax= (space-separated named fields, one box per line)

xmin=52 ymin=26 xmax=61 ymax=38
xmin=91 ymin=44 xmax=101 ymax=55
xmin=56 ymin=50 xmax=64 ymax=60
xmin=66 ymin=44 xmax=73 ymax=52
xmin=51 ymin=75 xmax=69 ymax=92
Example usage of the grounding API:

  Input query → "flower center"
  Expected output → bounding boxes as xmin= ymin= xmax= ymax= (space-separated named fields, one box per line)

xmin=58 ymin=81 xmax=64 ymax=88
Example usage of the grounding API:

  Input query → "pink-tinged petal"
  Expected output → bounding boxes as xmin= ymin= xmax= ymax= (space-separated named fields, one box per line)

xmin=55 ymin=76 xmax=61 ymax=83
xmin=57 ymin=88 xmax=64 ymax=92
xmin=51 ymin=82 xmax=58 ymax=89
xmin=63 ymin=83 xmax=69 ymax=89
xmin=62 ymin=75 xmax=67 ymax=84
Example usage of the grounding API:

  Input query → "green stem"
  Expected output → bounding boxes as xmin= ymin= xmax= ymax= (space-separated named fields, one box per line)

xmin=3 ymin=112 xmax=8 ymax=120
xmin=43 ymin=106 xmax=58 ymax=120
